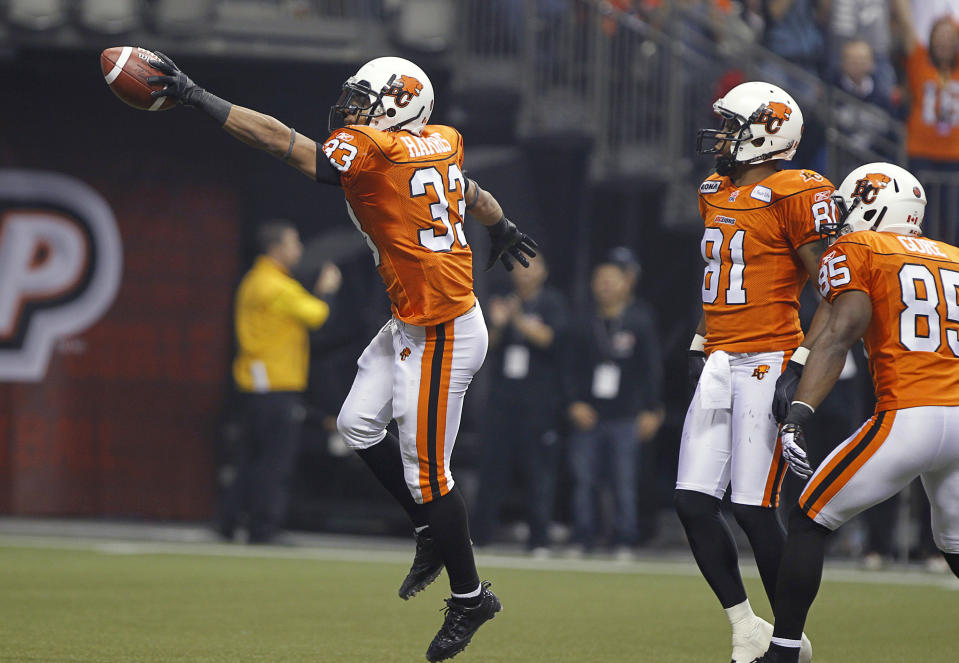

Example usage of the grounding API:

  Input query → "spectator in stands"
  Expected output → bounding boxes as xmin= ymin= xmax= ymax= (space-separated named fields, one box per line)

xmin=218 ymin=220 xmax=341 ymax=544
xmin=831 ymin=39 xmax=898 ymax=158
xmin=761 ymin=0 xmax=830 ymax=76
xmin=906 ymin=0 xmax=959 ymax=48
xmin=827 ymin=0 xmax=896 ymax=97
xmin=471 ymin=255 xmax=569 ymax=556
xmin=563 ymin=248 xmax=664 ymax=558
xmin=896 ymin=4 xmax=959 ymax=239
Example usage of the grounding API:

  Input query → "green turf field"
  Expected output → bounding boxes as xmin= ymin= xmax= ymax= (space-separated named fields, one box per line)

xmin=0 ymin=538 xmax=955 ymax=662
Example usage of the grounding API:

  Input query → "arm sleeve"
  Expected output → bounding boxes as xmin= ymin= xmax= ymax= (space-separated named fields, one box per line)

xmin=271 ymin=280 xmax=330 ymax=329
xmin=818 ymin=239 xmax=872 ymax=304
xmin=314 ymin=141 xmax=342 ymax=186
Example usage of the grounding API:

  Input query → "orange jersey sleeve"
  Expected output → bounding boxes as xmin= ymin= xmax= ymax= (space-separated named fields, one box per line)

xmin=820 ymin=231 xmax=959 ymax=411
xmin=698 ymin=169 xmax=834 ymax=353
xmin=321 ymin=125 xmax=475 ymax=326
xmin=904 ymin=45 xmax=959 ymax=161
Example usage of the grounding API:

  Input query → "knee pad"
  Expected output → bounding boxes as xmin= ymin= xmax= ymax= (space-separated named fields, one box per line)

xmin=674 ymin=489 xmax=721 ymax=524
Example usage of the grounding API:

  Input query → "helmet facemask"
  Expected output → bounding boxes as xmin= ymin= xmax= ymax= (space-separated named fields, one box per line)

xmin=697 ymin=114 xmax=752 ymax=175
xmin=328 ymin=78 xmax=384 ymax=133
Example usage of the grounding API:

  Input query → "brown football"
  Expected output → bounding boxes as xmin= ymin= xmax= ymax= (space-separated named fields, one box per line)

xmin=101 ymin=46 xmax=176 ymax=111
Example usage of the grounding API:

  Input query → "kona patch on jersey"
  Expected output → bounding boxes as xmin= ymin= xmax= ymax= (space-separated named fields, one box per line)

xmin=700 ymin=180 xmax=721 ymax=194
xmin=750 ymin=186 xmax=772 ymax=203
xmin=715 ymin=215 xmax=736 ymax=225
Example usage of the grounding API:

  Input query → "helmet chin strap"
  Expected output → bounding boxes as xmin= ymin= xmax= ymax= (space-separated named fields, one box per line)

xmin=715 ymin=156 xmax=737 ymax=176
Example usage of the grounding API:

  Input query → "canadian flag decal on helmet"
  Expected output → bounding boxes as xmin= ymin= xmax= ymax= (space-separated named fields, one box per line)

xmin=753 ymin=101 xmax=792 ymax=134
xmin=386 ymin=74 xmax=423 ymax=108
xmin=852 ymin=173 xmax=892 ymax=204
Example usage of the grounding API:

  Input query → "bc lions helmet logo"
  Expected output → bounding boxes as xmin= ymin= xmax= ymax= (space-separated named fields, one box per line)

xmin=385 ymin=74 xmax=423 ymax=108
xmin=753 ymin=101 xmax=792 ymax=134
xmin=852 ymin=173 xmax=892 ymax=205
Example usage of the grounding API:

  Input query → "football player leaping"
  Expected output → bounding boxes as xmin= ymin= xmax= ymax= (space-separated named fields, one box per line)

xmin=752 ymin=163 xmax=959 ymax=662
xmin=146 ymin=54 xmax=536 ymax=662
xmin=678 ymin=82 xmax=834 ymax=663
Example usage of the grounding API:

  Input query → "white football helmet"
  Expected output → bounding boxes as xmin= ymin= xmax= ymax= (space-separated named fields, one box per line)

xmin=826 ymin=162 xmax=926 ymax=238
xmin=697 ymin=81 xmax=803 ymax=172
xmin=328 ymin=56 xmax=434 ymax=135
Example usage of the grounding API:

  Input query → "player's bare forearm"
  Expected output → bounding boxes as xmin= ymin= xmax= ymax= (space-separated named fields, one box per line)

xmin=465 ymin=179 xmax=504 ymax=226
xmin=222 ymin=106 xmax=317 ymax=178
xmin=222 ymin=106 xmax=288 ymax=154
xmin=793 ymin=290 xmax=871 ymax=408
xmin=695 ymin=311 xmax=706 ymax=337
xmin=799 ymin=297 xmax=832 ymax=349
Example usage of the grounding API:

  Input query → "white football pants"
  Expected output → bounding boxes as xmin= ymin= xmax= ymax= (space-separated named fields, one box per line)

xmin=676 ymin=350 xmax=790 ymax=506
xmin=337 ymin=303 xmax=488 ymax=504
xmin=800 ymin=405 xmax=959 ymax=554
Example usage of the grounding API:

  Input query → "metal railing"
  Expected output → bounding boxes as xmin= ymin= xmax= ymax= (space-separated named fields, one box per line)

xmin=453 ymin=0 xmax=910 ymax=228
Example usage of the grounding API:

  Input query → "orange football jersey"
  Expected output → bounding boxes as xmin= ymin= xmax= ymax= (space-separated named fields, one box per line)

xmin=819 ymin=231 xmax=959 ymax=411
xmin=698 ymin=168 xmax=834 ymax=353
xmin=321 ymin=124 xmax=474 ymax=326
xmin=904 ymin=44 xmax=959 ymax=161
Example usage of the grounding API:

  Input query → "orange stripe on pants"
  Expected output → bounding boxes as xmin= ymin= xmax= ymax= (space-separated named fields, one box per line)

xmin=417 ymin=327 xmax=438 ymax=502
xmin=761 ymin=435 xmax=786 ymax=507
xmin=435 ymin=321 xmax=454 ymax=495
xmin=800 ymin=411 xmax=896 ymax=520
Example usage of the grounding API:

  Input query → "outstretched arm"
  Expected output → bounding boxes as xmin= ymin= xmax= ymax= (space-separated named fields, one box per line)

xmin=147 ymin=52 xmax=319 ymax=180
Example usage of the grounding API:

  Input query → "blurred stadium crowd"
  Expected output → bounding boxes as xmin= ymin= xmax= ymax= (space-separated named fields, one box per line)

xmin=2 ymin=0 xmax=958 ymax=574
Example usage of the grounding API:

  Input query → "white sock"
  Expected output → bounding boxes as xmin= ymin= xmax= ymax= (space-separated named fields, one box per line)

xmin=451 ymin=584 xmax=482 ymax=599
xmin=771 ymin=637 xmax=802 ymax=649
xmin=725 ymin=599 xmax=755 ymax=626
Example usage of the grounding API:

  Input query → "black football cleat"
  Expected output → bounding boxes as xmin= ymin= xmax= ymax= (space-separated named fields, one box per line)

xmin=399 ymin=531 xmax=444 ymax=600
xmin=425 ymin=581 xmax=502 ymax=662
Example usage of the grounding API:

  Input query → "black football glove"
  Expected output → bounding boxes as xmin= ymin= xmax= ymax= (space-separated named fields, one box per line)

xmin=147 ymin=51 xmax=232 ymax=124
xmin=779 ymin=402 xmax=815 ymax=479
xmin=146 ymin=52 xmax=203 ymax=105
xmin=688 ymin=333 xmax=706 ymax=396
xmin=486 ymin=217 xmax=537 ymax=271
xmin=772 ymin=357 xmax=804 ymax=424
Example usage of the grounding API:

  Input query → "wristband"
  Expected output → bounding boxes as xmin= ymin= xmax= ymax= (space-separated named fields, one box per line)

xmin=194 ymin=89 xmax=233 ymax=126
xmin=281 ymin=127 xmax=297 ymax=160
xmin=690 ymin=333 xmax=706 ymax=353
xmin=487 ymin=216 xmax=508 ymax=235
xmin=784 ymin=400 xmax=815 ymax=426
xmin=791 ymin=346 xmax=810 ymax=365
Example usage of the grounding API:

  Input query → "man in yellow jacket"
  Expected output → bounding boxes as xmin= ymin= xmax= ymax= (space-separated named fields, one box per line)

xmin=221 ymin=219 xmax=341 ymax=543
